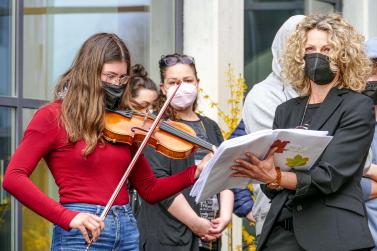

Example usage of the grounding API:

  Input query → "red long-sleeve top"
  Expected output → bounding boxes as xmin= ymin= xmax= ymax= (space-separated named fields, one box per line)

xmin=2 ymin=101 xmax=197 ymax=230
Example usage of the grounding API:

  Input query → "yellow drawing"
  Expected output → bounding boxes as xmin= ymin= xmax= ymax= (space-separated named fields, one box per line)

xmin=286 ymin=154 xmax=309 ymax=167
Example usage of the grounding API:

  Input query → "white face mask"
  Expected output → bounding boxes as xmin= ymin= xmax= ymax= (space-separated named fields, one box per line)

xmin=166 ymin=82 xmax=198 ymax=110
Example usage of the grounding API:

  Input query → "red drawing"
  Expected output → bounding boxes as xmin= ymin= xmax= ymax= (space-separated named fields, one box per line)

xmin=270 ymin=139 xmax=290 ymax=153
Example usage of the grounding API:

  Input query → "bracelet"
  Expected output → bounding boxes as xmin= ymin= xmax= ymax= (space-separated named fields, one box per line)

xmin=267 ymin=166 xmax=281 ymax=189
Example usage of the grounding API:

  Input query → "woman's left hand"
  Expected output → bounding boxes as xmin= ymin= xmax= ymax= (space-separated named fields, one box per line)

xmin=232 ymin=147 xmax=278 ymax=184
xmin=199 ymin=216 xmax=231 ymax=241
xmin=209 ymin=216 xmax=231 ymax=234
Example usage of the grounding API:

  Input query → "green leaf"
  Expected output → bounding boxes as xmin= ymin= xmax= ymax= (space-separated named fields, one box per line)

xmin=286 ymin=154 xmax=309 ymax=167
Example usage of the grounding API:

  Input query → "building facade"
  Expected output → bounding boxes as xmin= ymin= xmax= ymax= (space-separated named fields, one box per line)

xmin=0 ymin=0 xmax=376 ymax=250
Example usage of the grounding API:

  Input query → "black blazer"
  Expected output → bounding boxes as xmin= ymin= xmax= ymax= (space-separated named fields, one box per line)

xmin=258 ymin=88 xmax=375 ymax=251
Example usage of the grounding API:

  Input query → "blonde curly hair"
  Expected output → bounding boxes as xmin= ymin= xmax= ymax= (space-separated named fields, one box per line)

xmin=282 ymin=13 xmax=373 ymax=96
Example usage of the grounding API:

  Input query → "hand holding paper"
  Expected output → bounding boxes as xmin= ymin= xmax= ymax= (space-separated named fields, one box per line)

xmin=190 ymin=129 xmax=333 ymax=203
xmin=232 ymin=147 xmax=279 ymax=184
xmin=195 ymin=151 xmax=214 ymax=179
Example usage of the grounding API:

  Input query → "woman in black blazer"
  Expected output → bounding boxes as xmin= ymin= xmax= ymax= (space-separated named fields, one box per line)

xmin=233 ymin=14 xmax=375 ymax=251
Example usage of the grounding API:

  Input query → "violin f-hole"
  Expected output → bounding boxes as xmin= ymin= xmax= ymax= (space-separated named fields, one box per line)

xmin=131 ymin=126 xmax=149 ymax=134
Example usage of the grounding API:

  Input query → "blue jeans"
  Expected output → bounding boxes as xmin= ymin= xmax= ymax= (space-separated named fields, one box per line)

xmin=51 ymin=203 xmax=139 ymax=251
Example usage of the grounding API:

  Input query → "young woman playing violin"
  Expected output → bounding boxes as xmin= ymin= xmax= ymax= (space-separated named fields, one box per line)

xmin=137 ymin=53 xmax=234 ymax=251
xmin=2 ymin=33 xmax=212 ymax=251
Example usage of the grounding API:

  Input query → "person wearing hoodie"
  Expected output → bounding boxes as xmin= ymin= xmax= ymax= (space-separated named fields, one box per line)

xmin=235 ymin=15 xmax=305 ymax=241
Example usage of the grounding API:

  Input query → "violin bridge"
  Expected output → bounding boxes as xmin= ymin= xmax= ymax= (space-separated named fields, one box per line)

xmin=142 ymin=113 xmax=148 ymax=126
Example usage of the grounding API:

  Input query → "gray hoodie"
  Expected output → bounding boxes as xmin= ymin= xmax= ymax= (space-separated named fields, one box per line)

xmin=242 ymin=15 xmax=305 ymax=236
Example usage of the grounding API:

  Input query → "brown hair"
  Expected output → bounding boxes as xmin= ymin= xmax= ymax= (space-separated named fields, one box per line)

xmin=155 ymin=53 xmax=198 ymax=120
xmin=53 ymin=33 xmax=131 ymax=156
xmin=282 ymin=13 xmax=372 ymax=95
xmin=128 ymin=64 xmax=158 ymax=110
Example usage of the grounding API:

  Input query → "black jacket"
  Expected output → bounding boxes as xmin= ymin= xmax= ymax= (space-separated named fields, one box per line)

xmin=258 ymin=87 xmax=375 ymax=251
xmin=137 ymin=115 xmax=223 ymax=251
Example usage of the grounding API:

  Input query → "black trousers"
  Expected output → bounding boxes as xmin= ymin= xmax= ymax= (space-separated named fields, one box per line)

xmin=262 ymin=225 xmax=304 ymax=251
xmin=261 ymin=224 xmax=371 ymax=251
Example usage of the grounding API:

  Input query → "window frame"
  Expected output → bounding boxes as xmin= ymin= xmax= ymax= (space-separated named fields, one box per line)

xmin=0 ymin=0 xmax=184 ymax=250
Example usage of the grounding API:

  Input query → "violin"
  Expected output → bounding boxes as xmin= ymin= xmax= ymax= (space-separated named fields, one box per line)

xmin=87 ymin=82 xmax=208 ymax=250
xmin=103 ymin=109 xmax=214 ymax=159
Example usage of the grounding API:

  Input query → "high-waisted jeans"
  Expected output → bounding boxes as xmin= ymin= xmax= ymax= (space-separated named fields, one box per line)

xmin=51 ymin=203 xmax=139 ymax=251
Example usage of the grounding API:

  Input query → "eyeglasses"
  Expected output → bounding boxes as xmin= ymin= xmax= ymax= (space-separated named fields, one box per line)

xmin=102 ymin=73 xmax=130 ymax=85
xmin=159 ymin=54 xmax=195 ymax=67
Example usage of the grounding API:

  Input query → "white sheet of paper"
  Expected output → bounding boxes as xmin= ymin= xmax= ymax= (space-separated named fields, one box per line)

xmin=190 ymin=129 xmax=333 ymax=203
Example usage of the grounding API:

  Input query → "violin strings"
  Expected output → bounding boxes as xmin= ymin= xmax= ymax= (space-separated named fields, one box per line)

xmin=162 ymin=123 xmax=212 ymax=148
xmin=117 ymin=110 xmax=213 ymax=150
xmin=159 ymin=122 xmax=213 ymax=150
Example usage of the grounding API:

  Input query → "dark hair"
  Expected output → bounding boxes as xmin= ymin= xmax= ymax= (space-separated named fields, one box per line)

xmin=158 ymin=53 xmax=198 ymax=83
xmin=156 ymin=53 xmax=199 ymax=120
xmin=127 ymin=64 xmax=158 ymax=110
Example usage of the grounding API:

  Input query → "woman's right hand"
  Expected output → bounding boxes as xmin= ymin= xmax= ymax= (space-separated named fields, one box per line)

xmin=69 ymin=212 xmax=105 ymax=244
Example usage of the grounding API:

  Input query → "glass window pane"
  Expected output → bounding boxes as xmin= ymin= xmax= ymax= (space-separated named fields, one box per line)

xmin=21 ymin=108 xmax=58 ymax=251
xmin=22 ymin=161 xmax=56 ymax=251
xmin=23 ymin=0 xmax=175 ymax=100
xmin=0 ymin=1 xmax=13 ymax=97
xmin=0 ymin=107 xmax=15 ymax=251
xmin=249 ymin=0 xmax=299 ymax=2
xmin=244 ymin=8 xmax=303 ymax=90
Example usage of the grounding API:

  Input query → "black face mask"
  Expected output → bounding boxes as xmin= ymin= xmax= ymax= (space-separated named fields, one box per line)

xmin=362 ymin=81 xmax=377 ymax=105
xmin=102 ymin=81 xmax=126 ymax=110
xmin=304 ymin=53 xmax=336 ymax=85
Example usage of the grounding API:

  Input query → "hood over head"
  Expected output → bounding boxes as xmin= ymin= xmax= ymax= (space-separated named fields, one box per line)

xmin=271 ymin=15 xmax=305 ymax=78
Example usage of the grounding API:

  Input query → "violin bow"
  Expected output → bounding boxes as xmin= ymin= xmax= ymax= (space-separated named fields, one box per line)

xmin=86 ymin=80 xmax=182 ymax=250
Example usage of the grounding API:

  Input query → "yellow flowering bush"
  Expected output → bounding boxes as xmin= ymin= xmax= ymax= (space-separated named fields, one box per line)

xmin=199 ymin=65 xmax=258 ymax=251
xmin=199 ymin=64 xmax=247 ymax=139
